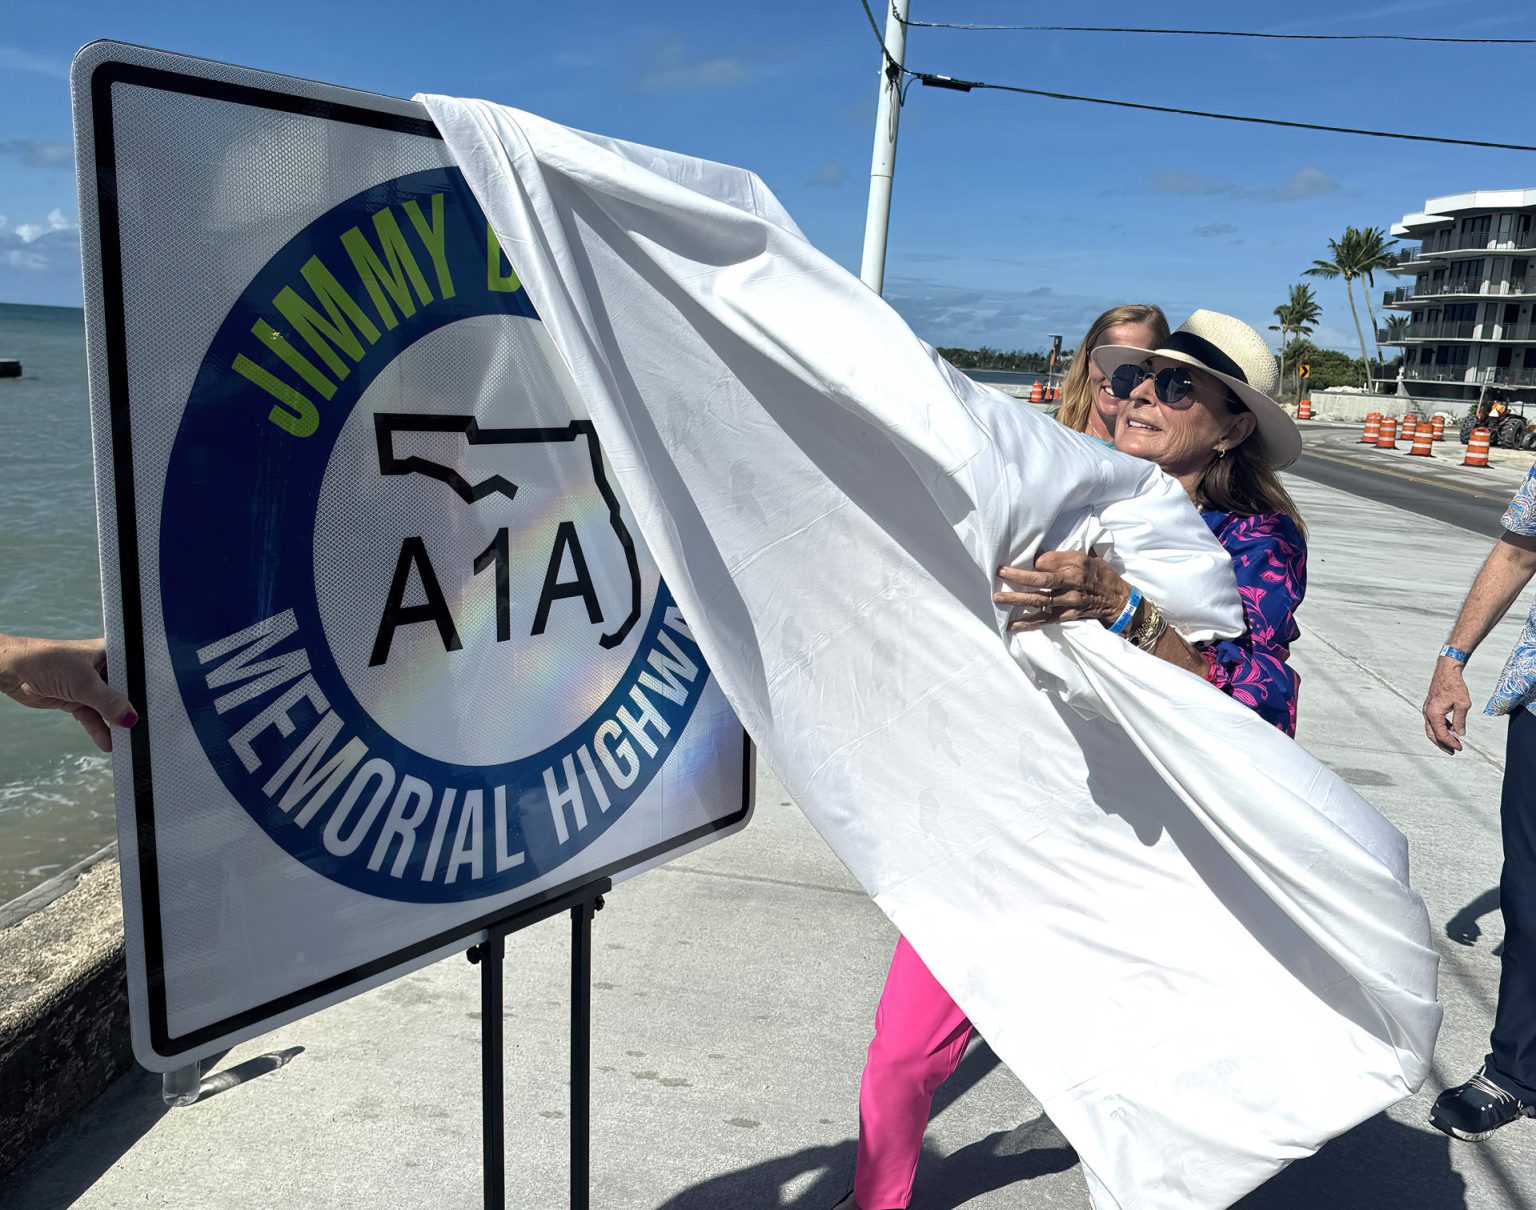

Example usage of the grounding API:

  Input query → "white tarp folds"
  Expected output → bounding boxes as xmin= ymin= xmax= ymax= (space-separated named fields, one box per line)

xmin=421 ymin=96 xmax=1441 ymax=1208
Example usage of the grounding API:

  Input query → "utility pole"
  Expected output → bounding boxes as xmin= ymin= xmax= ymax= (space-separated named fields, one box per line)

xmin=860 ymin=0 xmax=910 ymax=295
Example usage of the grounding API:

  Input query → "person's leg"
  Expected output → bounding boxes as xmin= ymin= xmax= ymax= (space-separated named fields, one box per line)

xmin=853 ymin=936 xmax=973 ymax=1209
xmin=1432 ymin=708 xmax=1536 ymax=1139
xmin=1488 ymin=707 xmax=1536 ymax=1101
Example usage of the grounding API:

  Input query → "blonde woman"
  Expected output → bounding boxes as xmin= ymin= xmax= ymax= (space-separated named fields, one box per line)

xmin=1053 ymin=304 xmax=1169 ymax=445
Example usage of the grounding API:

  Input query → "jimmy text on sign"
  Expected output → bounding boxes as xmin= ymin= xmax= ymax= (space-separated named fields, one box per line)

xmin=75 ymin=44 xmax=749 ymax=1067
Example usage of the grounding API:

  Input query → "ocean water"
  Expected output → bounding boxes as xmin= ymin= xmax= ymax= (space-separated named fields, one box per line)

xmin=0 ymin=302 xmax=114 ymax=904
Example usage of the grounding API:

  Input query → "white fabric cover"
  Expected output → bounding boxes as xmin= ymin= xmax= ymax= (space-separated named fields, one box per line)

xmin=421 ymin=96 xmax=1441 ymax=1208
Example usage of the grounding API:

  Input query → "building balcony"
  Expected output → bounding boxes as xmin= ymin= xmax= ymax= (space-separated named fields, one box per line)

xmin=1379 ymin=321 xmax=1479 ymax=342
xmin=1416 ymin=230 xmax=1536 ymax=256
xmin=1384 ymin=280 xmax=1534 ymax=307
xmin=1387 ymin=246 xmax=1430 ymax=273
xmin=1385 ymin=322 xmax=1536 ymax=343
xmin=1401 ymin=364 xmax=1536 ymax=388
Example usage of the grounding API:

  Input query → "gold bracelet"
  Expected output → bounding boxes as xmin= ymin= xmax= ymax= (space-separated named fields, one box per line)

xmin=1126 ymin=600 xmax=1167 ymax=651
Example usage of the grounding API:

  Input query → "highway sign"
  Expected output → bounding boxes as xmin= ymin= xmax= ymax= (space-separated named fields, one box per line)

xmin=73 ymin=41 xmax=751 ymax=1071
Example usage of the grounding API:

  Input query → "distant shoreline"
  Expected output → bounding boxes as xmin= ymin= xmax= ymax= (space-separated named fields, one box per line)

xmin=0 ymin=300 xmax=85 ymax=314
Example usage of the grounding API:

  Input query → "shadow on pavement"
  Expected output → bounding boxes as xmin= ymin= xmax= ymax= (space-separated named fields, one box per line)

xmin=659 ymin=1039 xmax=1080 ymax=1208
xmin=5 ymin=1066 xmax=171 ymax=1210
xmin=1236 ymin=1112 xmax=1467 ymax=1209
xmin=907 ymin=1112 xmax=1078 ymax=1208
xmin=654 ymin=1138 xmax=855 ymax=1209
xmin=195 ymin=1045 xmax=304 ymax=1103
xmin=1448 ymin=887 xmax=1506 ymax=956
xmin=2 ymin=1047 xmax=302 ymax=1210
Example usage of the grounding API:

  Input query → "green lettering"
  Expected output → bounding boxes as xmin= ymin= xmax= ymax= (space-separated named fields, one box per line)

xmin=404 ymin=194 xmax=454 ymax=300
xmin=252 ymin=319 xmax=335 ymax=400
xmin=273 ymin=255 xmax=380 ymax=380
xmin=341 ymin=209 xmax=432 ymax=330
xmin=487 ymin=225 xmax=521 ymax=293
xmin=232 ymin=354 xmax=319 ymax=437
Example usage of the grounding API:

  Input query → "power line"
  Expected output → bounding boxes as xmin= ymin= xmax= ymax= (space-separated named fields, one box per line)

xmin=910 ymin=72 xmax=1536 ymax=152
xmin=852 ymin=0 xmax=1536 ymax=152
xmin=898 ymin=18 xmax=1536 ymax=45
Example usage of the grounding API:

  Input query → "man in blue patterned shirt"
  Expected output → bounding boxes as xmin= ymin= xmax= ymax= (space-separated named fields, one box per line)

xmin=1423 ymin=464 xmax=1536 ymax=1140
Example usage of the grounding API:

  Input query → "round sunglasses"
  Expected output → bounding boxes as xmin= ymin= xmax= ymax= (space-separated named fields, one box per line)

xmin=1109 ymin=363 xmax=1199 ymax=406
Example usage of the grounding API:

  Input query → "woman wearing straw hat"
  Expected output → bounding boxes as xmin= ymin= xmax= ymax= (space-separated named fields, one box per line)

xmin=1052 ymin=303 xmax=1169 ymax=447
xmin=836 ymin=311 xmax=1308 ymax=1210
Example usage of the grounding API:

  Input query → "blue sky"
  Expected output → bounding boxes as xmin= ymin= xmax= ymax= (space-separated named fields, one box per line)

xmin=3 ymin=0 xmax=1534 ymax=355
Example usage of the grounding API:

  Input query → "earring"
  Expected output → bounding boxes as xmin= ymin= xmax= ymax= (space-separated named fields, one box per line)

xmin=1214 ymin=445 xmax=1228 ymax=459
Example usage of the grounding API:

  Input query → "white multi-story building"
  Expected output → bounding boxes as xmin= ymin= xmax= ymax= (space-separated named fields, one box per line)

xmin=1384 ymin=189 xmax=1536 ymax=405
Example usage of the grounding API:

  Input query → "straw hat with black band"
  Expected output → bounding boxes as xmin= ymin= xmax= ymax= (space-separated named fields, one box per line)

xmin=1091 ymin=309 xmax=1302 ymax=470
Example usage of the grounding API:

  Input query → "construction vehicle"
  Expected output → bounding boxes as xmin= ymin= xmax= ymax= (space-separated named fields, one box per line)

xmin=1460 ymin=400 xmax=1536 ymax=449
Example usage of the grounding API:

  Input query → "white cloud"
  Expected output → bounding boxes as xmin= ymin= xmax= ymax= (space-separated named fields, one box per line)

xmin=14 ymin=208 xmax=77 ymax=244
xmin=0 ymin=138 xmax=72 ymax=169
xmin=632 ymin=36 xmax=755 ymax=94
xmin=881 ymin=277 xmax=1189 ymax=351
xmin=1150 ymin=167 xmax=1342 ymax=204
xmin=0 ymin=46 xmax=68 ymax=81
xmin=0 ymin=207 xmax=80 ymax=277
xmin=1 ymin=248 xmax=47 ymax=271
xmin=806 ymin=162 xmax=846 ymax=188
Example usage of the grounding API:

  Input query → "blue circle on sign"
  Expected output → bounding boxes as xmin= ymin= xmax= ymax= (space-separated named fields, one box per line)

xmin=160 ymin=167 xmax=708 ymax=903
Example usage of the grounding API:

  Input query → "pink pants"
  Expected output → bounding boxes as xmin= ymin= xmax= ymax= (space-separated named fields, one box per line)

xmin=854 ymin=937 xmax=972 ymax=1209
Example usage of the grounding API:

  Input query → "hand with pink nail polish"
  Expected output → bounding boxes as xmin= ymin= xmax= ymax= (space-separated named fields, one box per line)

xmin=0 ymin=634 xmax=139 ymax=752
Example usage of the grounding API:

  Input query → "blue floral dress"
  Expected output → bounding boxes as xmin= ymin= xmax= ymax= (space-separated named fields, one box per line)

xmin=1487 ymin=466 xmax=1536 ymax=717
xmin=1197 ymin=510 xmax=1307 ymax=736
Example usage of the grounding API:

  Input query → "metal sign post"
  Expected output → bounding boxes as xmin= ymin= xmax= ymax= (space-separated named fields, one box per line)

xmin=467 ymin=876 xmax=612 ymax=1210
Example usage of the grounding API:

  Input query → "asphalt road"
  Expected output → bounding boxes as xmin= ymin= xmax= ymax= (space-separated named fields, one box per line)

xmin=1289 ymin=448 xmax=1512 ymax=538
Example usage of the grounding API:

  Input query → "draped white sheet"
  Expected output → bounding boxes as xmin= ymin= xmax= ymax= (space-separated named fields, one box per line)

xmin=421 ymin=96 xmax=1441 ymax=1208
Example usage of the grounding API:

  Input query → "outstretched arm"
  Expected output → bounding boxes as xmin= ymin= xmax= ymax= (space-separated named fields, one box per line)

xmin=1423 ymin=532 xmax=1536 ymax=754
xmin=0 ymin=634 xmax=139 ymax=752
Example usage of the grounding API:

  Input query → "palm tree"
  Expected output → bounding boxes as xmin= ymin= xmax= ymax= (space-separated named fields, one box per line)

xmin=1306 ymin=227 xmax=1375 ymax=388
xmin=1381 ymin=313 xmax=1411 ymax=347
xmin=1353 ymin=225 xmax=1400 ymax=372
xmin=1271 ymin=283 xmax=1322 ymax=401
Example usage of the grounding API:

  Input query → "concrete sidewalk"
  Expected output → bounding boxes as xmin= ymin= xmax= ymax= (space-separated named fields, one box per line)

xmin=7 ymin=472 xmax=1536 ymax=1210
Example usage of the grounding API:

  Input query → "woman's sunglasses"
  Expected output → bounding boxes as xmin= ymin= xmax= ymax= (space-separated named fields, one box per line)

xmin=1109 ymin=363 xmax=1197 ymax=406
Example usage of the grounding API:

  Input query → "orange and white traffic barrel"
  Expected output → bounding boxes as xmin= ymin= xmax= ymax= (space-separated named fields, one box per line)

xmin=1299 ymin=399 xmax=1312 ymax=420
xmin=1408 ymin=421 xmax=1434 ymax=457
xmin=1376 ymin=417 xmax=1399 ymax=448
xmin=1431 ymin=415 xmax=1446 ymax=442
xmin=1361 ymin=413 xmax=1381 ymax=444
xmin=1029 ymin=381 xmax=1044 ymax=403
xmin=1465 ymin=427 xmax=1492 ymax=467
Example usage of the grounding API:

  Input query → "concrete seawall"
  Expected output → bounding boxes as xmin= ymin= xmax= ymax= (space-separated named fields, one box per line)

xmin=0 ymin=851 xmax=132 ymax=1183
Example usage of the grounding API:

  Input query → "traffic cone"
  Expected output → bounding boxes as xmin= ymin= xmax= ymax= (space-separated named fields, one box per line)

xmin=1431 ymin=415 xmax=1446 ymax=442
xmin=1465 ymin=427 xmax=1491 ymax=467
xmin=1376 ymin=417 xmax=1399 ymax=448
xmin=1029 ymin=381 xmax=1044 ymax=403
xmin=1361 ymin=413 xmax=1381 ymax=444
xmin=1407 ymin=421 xmax=1433 ymax=457
xmin=1299 ymin=399 xmax=1312 ymax=420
